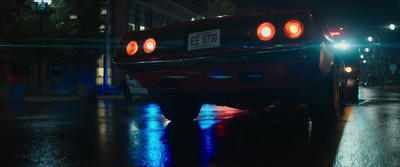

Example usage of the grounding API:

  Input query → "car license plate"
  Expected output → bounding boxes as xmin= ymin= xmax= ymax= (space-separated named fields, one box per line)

xmin=187 ymin=29 xmax=220 ymax=51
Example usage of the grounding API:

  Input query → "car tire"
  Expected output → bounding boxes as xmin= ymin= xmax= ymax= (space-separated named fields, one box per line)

xmin=123 ymin=90 xmax=133 ymax=102
xmin=346 ymin=84 xmax=359 ymax=102
xmin=308 ymin=66 xmax=340 ymax=125
xmin=339 ymin=83 xmax=346 ymax=109
xmin=156 ymin=94 xmax=202 ymax=121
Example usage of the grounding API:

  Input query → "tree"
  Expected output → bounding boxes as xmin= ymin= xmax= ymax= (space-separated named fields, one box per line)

xmin=1 ymin=0 xmax=104 ymax=84
xmin=207 ymin=0 xmax=235 ymax=17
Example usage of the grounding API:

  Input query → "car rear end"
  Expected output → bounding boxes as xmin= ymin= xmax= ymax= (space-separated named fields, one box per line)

xmin=113 ymin=9 xmax=334 ymax=101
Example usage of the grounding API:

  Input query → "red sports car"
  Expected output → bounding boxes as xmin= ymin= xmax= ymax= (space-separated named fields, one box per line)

xmin=113 ymin=9 xmax=347 ymax=124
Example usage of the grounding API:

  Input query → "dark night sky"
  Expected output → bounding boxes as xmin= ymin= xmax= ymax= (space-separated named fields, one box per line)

xmin=233 ymin=0 xmax=400 ymax=31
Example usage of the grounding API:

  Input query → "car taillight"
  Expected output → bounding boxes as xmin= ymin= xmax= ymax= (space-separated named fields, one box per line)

xmin=284 ymin=20 xmax=304 ymax=39
xmin=126 ymin=41 xmax=138 ymax=56
xmin=330 ymin=32 xmax=341 ymax=37
xmin=257 ymin=22 xmax=276 ymax=41
xmin=143 ymin=38 xmax=156 ymax=53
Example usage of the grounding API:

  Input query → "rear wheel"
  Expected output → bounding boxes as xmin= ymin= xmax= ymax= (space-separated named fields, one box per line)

xmin=346 ymin=83 xmax=359 ymax=102
xmin=123 ymin=90 xmax=133 ymax=102
xmin=155 ymin=94 xmax=202 ymax=121
xmin=308 ymin=67 xmax=340 ymax=125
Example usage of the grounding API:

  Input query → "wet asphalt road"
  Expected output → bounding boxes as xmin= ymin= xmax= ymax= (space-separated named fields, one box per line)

xmin=0 ymin=87 xmax=399 ymax=166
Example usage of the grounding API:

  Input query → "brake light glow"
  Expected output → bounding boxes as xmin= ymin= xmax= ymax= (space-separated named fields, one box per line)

xmin=284 ymin=20 xmax=304 ymax=39
xmin=126 ymin=41 xmax=138 ymax=56
xmin=143 ymin=38 xmax=156 ymax=53
xmin=257 ymin=22 xmax=276 ymax=41
xmin=330 ymin=32 xmax=341 ymax=37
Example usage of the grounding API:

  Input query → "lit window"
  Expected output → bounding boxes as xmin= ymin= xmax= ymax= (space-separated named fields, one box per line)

xmin=99 ymin=25 xmax=105 ymax=33
xmin=101 ymin=9 xmax=107 ymax=15
xmin=69 ymin=15 xmax=77 ymax=20
xmin=128 ymin=2 xmax=151 ymax=32
xmin=129 ymin=23 xmax=135 ymax=32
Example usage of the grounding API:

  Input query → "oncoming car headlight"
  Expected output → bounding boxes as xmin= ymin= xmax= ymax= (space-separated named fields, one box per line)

xmin=334 ymin=43 xmax=349 ymax=50
xmin=345 ymin=67 xmax=352 ymax=73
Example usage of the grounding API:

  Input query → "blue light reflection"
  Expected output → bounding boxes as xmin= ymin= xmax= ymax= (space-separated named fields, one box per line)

xmin=198 ymin=104 xmax=219 ymax=166
xmin=247 ymin=74 xmax=263 ymax=78
xmin=208 ymin=75 xmax=232 ymax=79
xmin=143 ymin=103 xmax=163 ymax=118
xmin=124 ymin=103 xmax=242 ymax=166
xmin=198 ymin=120 xmax=220 ymax=129
xmin=200 ymin=127 xmax=217 ymax=166
xmin=126 ymin=103 xmax=172 ymax=166
xmin=141 ymin=120 xmax=171 ymax=166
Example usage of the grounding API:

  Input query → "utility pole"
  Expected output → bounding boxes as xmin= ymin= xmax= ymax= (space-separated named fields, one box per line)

xmin=34 ymin=0 xmax=50 ymax=83
xmin=102 ymin=0 xmax=111 ymax=94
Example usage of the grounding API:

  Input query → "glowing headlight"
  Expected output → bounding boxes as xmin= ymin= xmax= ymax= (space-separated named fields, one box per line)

xmin=334 ymin=43 xmax=349 ymax=50
xmin=345 ymin=67 xmax=352 ymax=73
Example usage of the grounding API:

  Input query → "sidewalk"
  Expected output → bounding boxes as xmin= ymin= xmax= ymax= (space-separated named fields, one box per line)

xmin=24 ymin=95 xmax=124 ymax=102
xmin=363 ymin=85 xmax=400 ymax=90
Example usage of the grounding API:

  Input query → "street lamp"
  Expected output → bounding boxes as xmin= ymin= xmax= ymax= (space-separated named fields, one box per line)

xmin=34 ymin=0 xmax=52 ymax=4
xmin=34 ymin=0 xmax=52 ymax=14
xmin=33 ymin=0 xmax=51 ymax=83
xmin=366 ymin=34 xmax=385 ymax=87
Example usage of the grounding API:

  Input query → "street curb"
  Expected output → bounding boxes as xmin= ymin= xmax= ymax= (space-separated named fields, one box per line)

xmin=24 ymin=95 xmax=124 ymax=102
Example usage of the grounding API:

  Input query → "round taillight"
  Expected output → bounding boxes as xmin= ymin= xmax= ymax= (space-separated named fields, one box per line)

xmin=256 ymin=22 xmax=276 ymax=41
xmin=143 ymin=38 xmax=156 ymax=53
xmin=284 ymin=20 xmax=304 ymax=39
xmin=126 ymin=41 xmax=138 ymax=56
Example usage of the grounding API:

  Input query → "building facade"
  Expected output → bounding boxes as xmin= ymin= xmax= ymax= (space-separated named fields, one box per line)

xmin=0 ymin=0 xmax=207 ymax=96
xmin=102 ymin=0 xmax=207 ymax=93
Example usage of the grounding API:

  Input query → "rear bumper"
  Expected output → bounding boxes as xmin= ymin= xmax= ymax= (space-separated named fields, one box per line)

xmin=114 ymin=46 xmax=326 ymax=94
xmin=114 ymin=46 xmax=317 ymax=71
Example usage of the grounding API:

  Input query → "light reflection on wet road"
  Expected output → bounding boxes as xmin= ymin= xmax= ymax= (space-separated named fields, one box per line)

xmin=0 ymin=87 xmax=399 ymax=166
xmin=334 ymin=87 xmax=400 ymax=167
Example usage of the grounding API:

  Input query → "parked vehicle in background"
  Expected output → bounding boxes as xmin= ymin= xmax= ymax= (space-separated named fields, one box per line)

xmin=119 ymin=74 xmax=149 ymax=102
xmin=331 ymin=30 xmax=361 ymax=102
